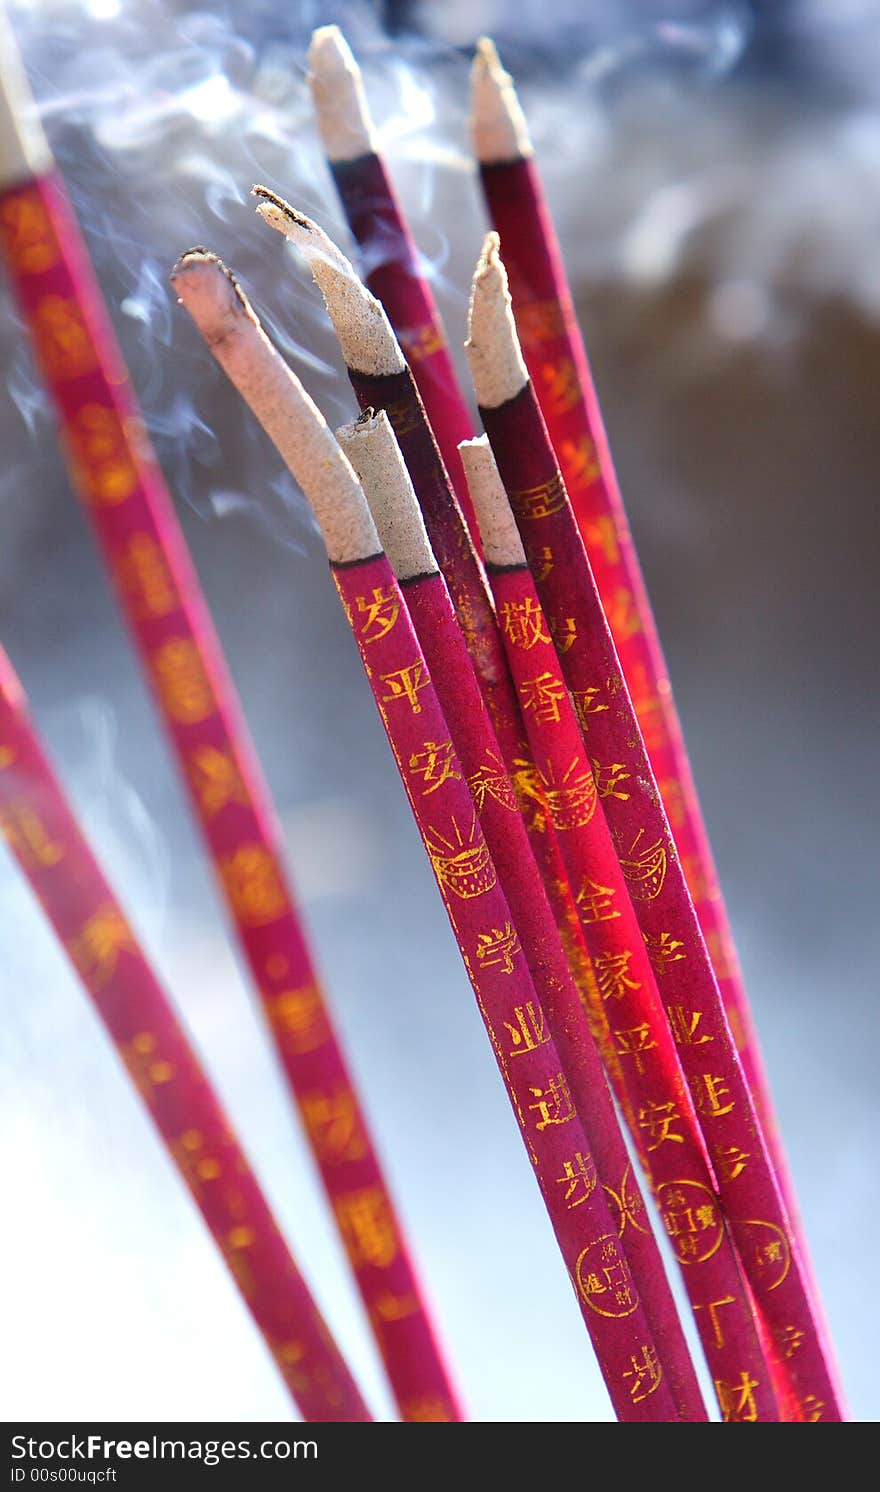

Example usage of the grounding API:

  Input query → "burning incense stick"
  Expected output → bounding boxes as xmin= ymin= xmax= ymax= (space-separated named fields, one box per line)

xmin=338 ymin=408 xmax=705 ymax=1422
xmin=459 ymin=435 xmax=783 ymax=1418
xmin=253 ymin=193 xmax=625 ymax=1104
xmin=470 ymin=35 xmax=800 ymax=1237
xmin=172 ymin=250 xmax=686 ymax=1422
xmin=0 ymin=16 xmax=458 ymax=1425
xmin=307 ymin=26 xmax=477 ymax=525
xmin=465 ymin=233 xmax=844 ymax=1422
xmin=0 ymin=645 xmax=369 ymax=1423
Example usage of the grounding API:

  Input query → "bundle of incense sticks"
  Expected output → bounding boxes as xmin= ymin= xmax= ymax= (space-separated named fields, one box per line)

xmin=171 ymin=250 xmax=699 ymax=1421
xmin=0 ymin=8 xmax=459 ymax=1423
xmin=0 ymin=645 xmax=368 ymax=1422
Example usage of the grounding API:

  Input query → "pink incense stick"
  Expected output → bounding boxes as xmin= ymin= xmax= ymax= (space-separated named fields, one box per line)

xmin=0 ymin=644 xmax=369 ymax=1422
xmin=338 ymin=408 xmax=705 ymax=1423
xmin=470 ymin=36 xmax=800 ymax=1236
xmin=459 ymin=436 xmax=783 ymax=1419
xmin=465 ymin=233 xmax=843 ymax=1422
xmin=170 ymin=249 xmax=686 ymax=1420
xmin=0 ymin=17 xmax=459 ymax=1423
xmin=307 ymin=27 xmax=477 ymax=528
xmin=254 ymin=193 xmax=631 ymax=1116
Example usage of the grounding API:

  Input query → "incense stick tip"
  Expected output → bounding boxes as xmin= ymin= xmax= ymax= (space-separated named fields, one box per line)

xmin=459 ymin=436 xmax=526 ymax=569
xmin=470 ymin=35 xmax=532 ymax=163
xmin=465 ymin=233 xmax=528 ymax=408
xmin=171 ymin=248 xmax=254 ymax=339
xmin=337 ymin=408 xmax=436 ymax=580
xmin=308 ymin=23 xmax=378 ymax=162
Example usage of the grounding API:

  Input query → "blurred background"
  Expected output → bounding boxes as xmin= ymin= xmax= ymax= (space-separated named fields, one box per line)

xmin=0 ymin=0 xmax=877 ymax=1423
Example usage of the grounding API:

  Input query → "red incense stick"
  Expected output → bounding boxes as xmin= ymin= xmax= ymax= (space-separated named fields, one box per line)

xmin=465 ymin=234 xmax=843 ymax=1422
xmin=254 ymin=193 xmax=629 ymax=1114
xmin=171 ymin=253 xmax=686 ymax=1420
xmin=307 ymin=27 xmax=478 ymax=529
xmin=459 ymin=436 xmax=783 ymax=1418
xmin=0 ymin=644 xmax=369 ymax=1422
xmin=0 ymin=21 xmax=459 ymax=1424
xmin=470 ymin=37 xmax=797 ymax=1223
xmin=338 ymin=409 xmax=705 ymax=1422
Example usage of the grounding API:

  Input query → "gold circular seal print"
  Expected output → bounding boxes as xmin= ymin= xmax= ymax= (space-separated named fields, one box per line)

xmin=656 ymin=1179 xmax=725 ymax=1265
xmin=575 ymin=1234 xmax=640 ymax=1318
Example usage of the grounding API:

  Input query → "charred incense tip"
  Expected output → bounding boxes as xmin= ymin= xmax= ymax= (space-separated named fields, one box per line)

xmin=337 ymin=408 xmax=437 ymax=582
xmin=0 ymin=5 xmax=53 ymax=187
xmin=170 ymin=248 xmax=256 ymax=342
xmin=470 ymin=35 xmax=533 ymax=165
xmin=459 ymin=436 xmax=526 ymax=570
xmin=308 ymin=25 xmax=378 ymax=163
xmin=465 ymin=231 xmax=529 ymax=409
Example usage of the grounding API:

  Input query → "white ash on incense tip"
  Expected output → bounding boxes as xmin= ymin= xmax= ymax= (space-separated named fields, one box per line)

xmin=308 ymin=25 xmax=378 ymax=164
xmin=171 ymin=249 xmax=380 ymax=568
xmin=470 ymin=36 xmax=533 ymax=166
xmin=337 ymin=409 xmax=438 ymax=581
xmin=465 ymin=231 xmax=530 ymax=409
xmin=459 ymin=436 xmax=527 ymax=570
xmin=252 ymin=187 xmax=405 ymax=378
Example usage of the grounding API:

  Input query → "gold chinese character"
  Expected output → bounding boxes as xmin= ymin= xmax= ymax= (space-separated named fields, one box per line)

xmin=594 ymin=948 xmax=641 ymax=1002
xmin=638 ymin=1100 xmax=684 ymax=1152
xmin=121 ymin=1031 xmax=174 ymax=1102
xmin=33 ymin=294 xmax=97 ymax=380
xmin=694 ymin=1296 xmax=736 ymax=1350
xmin=301 ymin=1086 xmax=367 ymax=1163
xmin=0 ymin=190 xmax=59 ymax=274
xmin=504 ymin=1001 xmax=549 ymax=1056
xmin=381 ymin=661 xmax=429 ymax=714
xmin=221 ymin=1224 xmax=257 ymax=1301
xmin=691 ymin=1073 xmax=735 ymax=1118
xmin=571 ymin=686 xmax=609 ymax=731
xmin=556 ymin=1151 xmax=597 ymax=1208
xmin=476 ymin=923 xmax=522 ymax=975
xmin=171 ymin=1128 xmax=222 ymax=1189
xmin=399 ymin=322 xmax=444 ymax=362
xmin=467 ymin=750 xmax=518 ymax=813
xmin=509 ymin=474 xmax=566 ymax=521
xmin=585 ymin=515 xmax=621 ymax=567
xmin=118 ymin=533 xmax=179 ymax=618
xmin=742 ymin=1220 xmax=791 ymax=1291
xmin=519 ymin=670 xmax=567 ymax=725
xmin=576 ymin=878 xmax=620 ymax=924
xmin=68 ymin=403 xmax=140 ymax=506
xmin=187 ymin=746 xmax=248 ymax=818
xmin=499 ymin=595 xmax=551 ymax=650
xmin=592 ymin=759 xmax=632 ymax=801
xmin=644 ymin=931 xmax=686 ymax=975
xmin=532 ymin=546 xmax=555 ymax=582
xmin=777 ymin=1325 xmax=805 ymax=1360
xmin=548 ymin=614 xmax=577 ymax=652
xmin=715 ymin=1371 xmax=760 ymax=1423
xmin=658 ymin=1180 xmax=724 ymax=1266
xmin=0 ymin=801 xmax=64 ymax=870
xmin=68 ymin=903 xmax=136 ymax=989
xmin=426 ymin=816 xmax=496 ymax=900
xmin=802 ymin=1394 xmax=825 ymax=1422
xmin=151 ymin=638 xmax=215 ymax=725
xmin=613 ymin=1022 xmax=657 ymax=1074
xmin=559 ymin=433 xmax=600 ymax=494
xmin=335 ymin=1186 xmax=399 ymax=1268
xmin=607 ymin=586 xmax=643 ymax=642
xmin=516 ymin=298 xmax=565 ymax=345
xmin=409 ymin=739 xmax=461 ymax=796
xmin=712 ymin=1143 xmax=750 ymax=1182
xmin=539 ymin=356 xmax=580 ymax=416
xmin=657 ymin=777 xmax=686 ymax=830
xmin=623 ymin=1344 xmax=663 ymax=1405
xmin=268 ymin=984 xmax=330 ymax=1055
xmin=618 ymin=828 xmax=668 ymax=901
xmin=402 ymin=1395 xmax=455 ymax=1422
xmin=669 ymin=1005 xmax=712 ymax=1045
xmin=576 ymin=1234 xmax=639 ymax=1317
xmin=218 ymin=845 xmax=287 ymax=927
xmin=527 ymin=1073 xmax=576 ymax=1130
xmin=356 ymin=587 xmax=400 ymax=643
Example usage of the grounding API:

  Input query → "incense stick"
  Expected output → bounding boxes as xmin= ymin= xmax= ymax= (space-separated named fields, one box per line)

xmin=339 ymin=408 xmax=706 ymax=1422
xmin=460 ymin=435 xmax=783 ymax=1419
xmin=470 ymin=35 xmax=806 ymax=1257
xmin=307 ymin=26 xmax=478 ymax=527
xmin=254 ymin=194 xmax=626 ymax=1110
xmin=465 ymin=232 xmax=844 ymax=1423
xmin=173 ymin=250 xmax=686 ymax=1421
xmin=0 ymin=14 xmax=459 ymax=1423
xmin=0 ymin=645 xmax=369 ymax=1422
